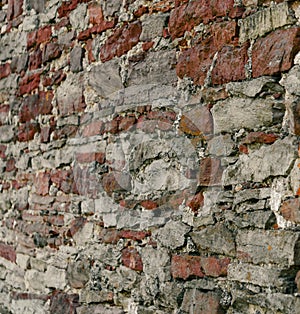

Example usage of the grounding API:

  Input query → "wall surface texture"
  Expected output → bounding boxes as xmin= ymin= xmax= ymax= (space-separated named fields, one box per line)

xmin=1 ymin=0 xmax=300 ymax=313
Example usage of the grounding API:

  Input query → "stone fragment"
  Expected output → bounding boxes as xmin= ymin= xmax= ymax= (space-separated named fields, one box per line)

xmin=190 ymin=223 xmax=235 ymax=256
xmin=100 ymin=21 xmax=142 ymax=62
xmin=127 ymin=50 xmax=177 ymax=86
xmin=211 ymin=97 xmax=279 ymax=133
xmin=181 ymin=289 xmax=225 ymax=314
xmin=239 ymin=2 xmax=294 ymax=43
xmin=223 ymin=138 xmax=297 ymax=185
xmin=207 ymin=134 xmax=235 ymax=156
xmin=77 ymin=304 xmax=124 ymax=314
xmin=25 ymin=0 xmax=45 ymax=13
xmin=89 ymin=59 xmax=123 ymax=98
xmin=0 ymin=242 xmax=16 ymax=263
xmin=252 ymin=28 xmax=300 ymax=78
xmin=102 ymin=0 xmax=122 ymax=17
xmin=152 ymin=220 xmax=190 ymax=249
xmin=236 ymin=229 xmax=300 ymax=266
xmin=70 ymin=4 xmax=88 ymax=31
xmin=45 ymin=266 xmax=67 ymax=289
xmin=171 ymin=255 xmax=203 ymax=280
xmin=70 ymin=46 xmax=84 ymax=72
xmin=121 ymin=247 xmax=143 ymax=271
xmin=50 ymin=291 xmax=79 ymax=314
xmin=0 ymin=125 xmax=14 ymax=143
xmin=67 ymin=258 xmax=90 ymax=288
xmin=228 ymin=262 xmax=284 ymax=287
xmin=199 ymin=158 xmax=223 ymax=186
xmin=57 ymin=73 xmax=85 ymax=115
xmin=140 ymin=13 xmax=168 ymax=41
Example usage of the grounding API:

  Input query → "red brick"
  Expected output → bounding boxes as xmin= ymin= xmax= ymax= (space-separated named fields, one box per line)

xmin=58 ymin=0 xmax=79 ymax=17
xmin=252 ymin=28 xmax=300 ymax=78
xmin=78 ymin=19 xmax=116 ymax=41
xmin=118 ymin=116 xmax=136 ymax=131
xmin=0 ymin=145 xmax=6 ymax=159
xmin=19 ymin=73 xmax=40 ymax=95
xmin=76 ymin=152 xmax=105 ymax=164
xmin=35 ymin=172 xmax=50 ymax=196
xmin=7 ymin=0 xmax=23 ymax=21
xmin=0 ymin=63 xmax=11 ymax=80
xmin=18 ymin=122 xmax=40 ymax=142
xmin=39 ymin=91 xmax=54 ymax=114
xmin=199 ymin=158 xmax=223 ymax=186
xmin=50 ymin=169 xmax=74 ymax=194
xmin=179 ymin=106 xmax=213 ymax=136
xmin=42 ymin=70 xmax=67 ymax=87
xmin=43 ymin=42 xmax=62 ymax=63
xmin=88 ymin=2 xmax=103 ymax=24
xmin=122 ymin=247 xmax=143 ymax=271
xmin=27 ymin=30 xmax=37 ymax=49
xmin=140 ymin=200 xmax=158 ymax=210
xmin=211 ymin=43 xmax=249 ymax=85
xmin=52 ymin=125 xmax=78 ymax=140
xmin=171 ymin=255 xmax=204 ymax=280
xmin=5 ymin=157 xmax=15 ymax=172
xmin=66 ymin=217 xmax=86 ymax=237
xmin=150 ymin=0 xmax=174 ymax=13
xmin=187 ymin=191 xmax=204 ymax=213
xmin=86 ymin=39 xmax=96 ymax=63
xmin=280 ymin=198 xmax=300 ymax=224
xmin=119 ymin=230 xmax=151 ymax=241
xmin=104 ymin=119 xmax=119 ymax=134
xmin=102 ymin=172 xmax=132 ymax=195
xmin=29 ymin=48 xmax=42 ymax=70
xmin=40 ymin=127 xmax=51 ymax=143
xmin=0 ymin=242 xmax=16 ymax=263
xmin=100 ymin=21 xmax=142 ymax=62
xmin=142 ymin=41 xmax=154 ymax=52
xmin=82 ymin=120 xmax=104 ymax=137
xmin=201 ymin=257 xmax=230 ymax=277
xmin=50 ymin=291 xmax=79 ymax=314
xmin=242 ymin=132 xmax=278 ymax=145
xmin=99 ymin=228 xmax=120 ymax=244
xmin=133 ymin=5 xmax=148 ymax=18
xmin=209 ymin=21 xmax=238 ymax=51
xmin=169 ymin=0 xmax=234 ymax=39
xmin=37 ymin=26 xmax=52 ymax=45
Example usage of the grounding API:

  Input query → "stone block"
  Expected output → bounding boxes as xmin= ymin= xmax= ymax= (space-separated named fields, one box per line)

xmin=239 ymin=2 xmax=294 ymax=43
xmin=236 ymin=229 xmax=300 ymax=266
xmin=140 ymin=13 xmax=168 ymax=41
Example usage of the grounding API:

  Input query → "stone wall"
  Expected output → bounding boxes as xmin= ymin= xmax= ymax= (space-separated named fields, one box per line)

xmin=0 ymin=0 xmax=300 ymax=313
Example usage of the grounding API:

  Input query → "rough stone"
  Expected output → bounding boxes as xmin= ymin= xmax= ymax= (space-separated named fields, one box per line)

xmin=239 ymin=2 xmax=294 ymax=43
xmin=223 ymin=138 xmax=297 ymax=185
xmin=211 ymin=97 xmax=278 ymax=133
xmin=89 ymin=59 xmax=124 ymax=98
xmin=70 ymin=46 xmax=84 ymax=72
xmin=190 ymin=223 xmax=235 ymax=256
xmin=140 ymin=13 xmax=168 ymax=41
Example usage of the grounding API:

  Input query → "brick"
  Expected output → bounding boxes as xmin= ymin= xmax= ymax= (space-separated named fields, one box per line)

xmin=169 ymin=0 xmax=234 ymax=39
xmin=102 ymin=172 xmax=132 ymax=195
xmin=18 ymin=122 xmax=40 ymax=142
xmin=82 ymin=120 xmax=104 ymax=137
xmin=280 ymin=198 xmax=300 ymax=224
xmin=7 ymin=0 xmax=23 ymax=21
xmin=5 ymin=157 xmax=15 ymax=172
xmin=139 ymin=200 xmax=158 ymax=210
xmin=58 ymin=0 xmax=80 ymax=17
xmin=199 ymin=158 xmax=223 ymax=186
xmin=76 ymin=152 xmax=105 ymax=164
xmin=88 ymin=2 xmax=103 ymax=25
xmin=201 ymin=256 xmax=230 ymax=277
xmin=35 ymin=172 xmax=50 ymax=196
xmin=77 ymin=19 xmax=116 ymax=41
xmin=242 ymin=132 xmax=278 ymax=145
xmin=50 ymin=169 xmax=74 ymax=194
xmin=187 ymin=191 xmax=204 ymax=212
xmin=252 ymin=28 xmax=300 ymax=78
xmin=100 ymin=21 xmax=142 ymax=62
xmin=122 ymin=247 xmax=143 ymax=271
xmin=19 ymin=73 xmax=40 ymax=95
xmin=43 ymin=42 xmax=62 ymax=63
xmin=211 ymin=43 xmax=249 ymax=85
xmin=66 ymin=217 xmax=86 ymax=237
xmin=28 ymin=48 xmax=42 ymax=70
xmin=118 ymin=116 xmax=136 ymax=132
xmin=0 ymin=242 xmax=16 ymax=263
xmin=49 ymin=291 xmax=79 ymax=314
xmin=179 ymin=106 xmax=213 ymax=136
xmin=0 ymin=63 xmax=11 ymax=80
xmin=37 ymin=26 xmax=52 ymax=45
xmin=119 ymin=230 xmax=151 ymax=241
xmin=171 ymin=255 xmax=204 ymax=279
xmin=0 ymin=145 xmax=6 ymax=159
xmin=42 ymin=70 xmax=66 ymax=87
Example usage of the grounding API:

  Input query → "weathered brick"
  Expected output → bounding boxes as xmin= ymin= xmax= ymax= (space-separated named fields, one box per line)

xmin=76 ymin=152 xmax=105 ymax=164
xmin=18 ymin=122 xmax=40 ymax=142
xmin=169 ymin=0 xmax=234 ymax=39
xmin=100 ymin=21 xmax=142 ymax=62
xmin=19 ymin=73 xmax=40 ymax=95
xmin=0 ymin=145 xmax=6 ymax=159
xmin=280 ymin=198 xmax=300 ymax=224
xmin=199 ymin=158 xmax=223 ymax=186
xmin=179 ymin=106 xmax=213 ymax=136
xmin=252 ymin=28 xmax=300 ymax=78
xmin=28 ymin=48 xmax=42 ymax=70
xmin=0 ymin=242 xmax=16 ymax=263
xmin=171 ymin=255 xmax=204 ymax=279
xmin=43 ymin=42 xmax=62 ymax=63
xmin=122 ymin=247 xmax=143 ymax=271
xmin=211 ymin=43 xmax=249 ymax=85
xmin=242 ymin=132 xmax=278 ymax=145
xmin=50 ymin=169 xmax=74 ymax=194
xmin=0 ymin=63 xmax=11 ymax=80
xmin=35 ymin=172 xmax=50 ymax=196
xmin=7 ymin=0 xmax=23 ymax=21
xmin=88 ymin=2 xmax=103 ymax=25
xmin=50 ymin=291 xmax=79 ymax=314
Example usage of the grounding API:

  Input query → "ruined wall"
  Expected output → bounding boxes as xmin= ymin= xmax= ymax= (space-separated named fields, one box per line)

xmin=0 ymin=0 xmax=300 ymax=313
